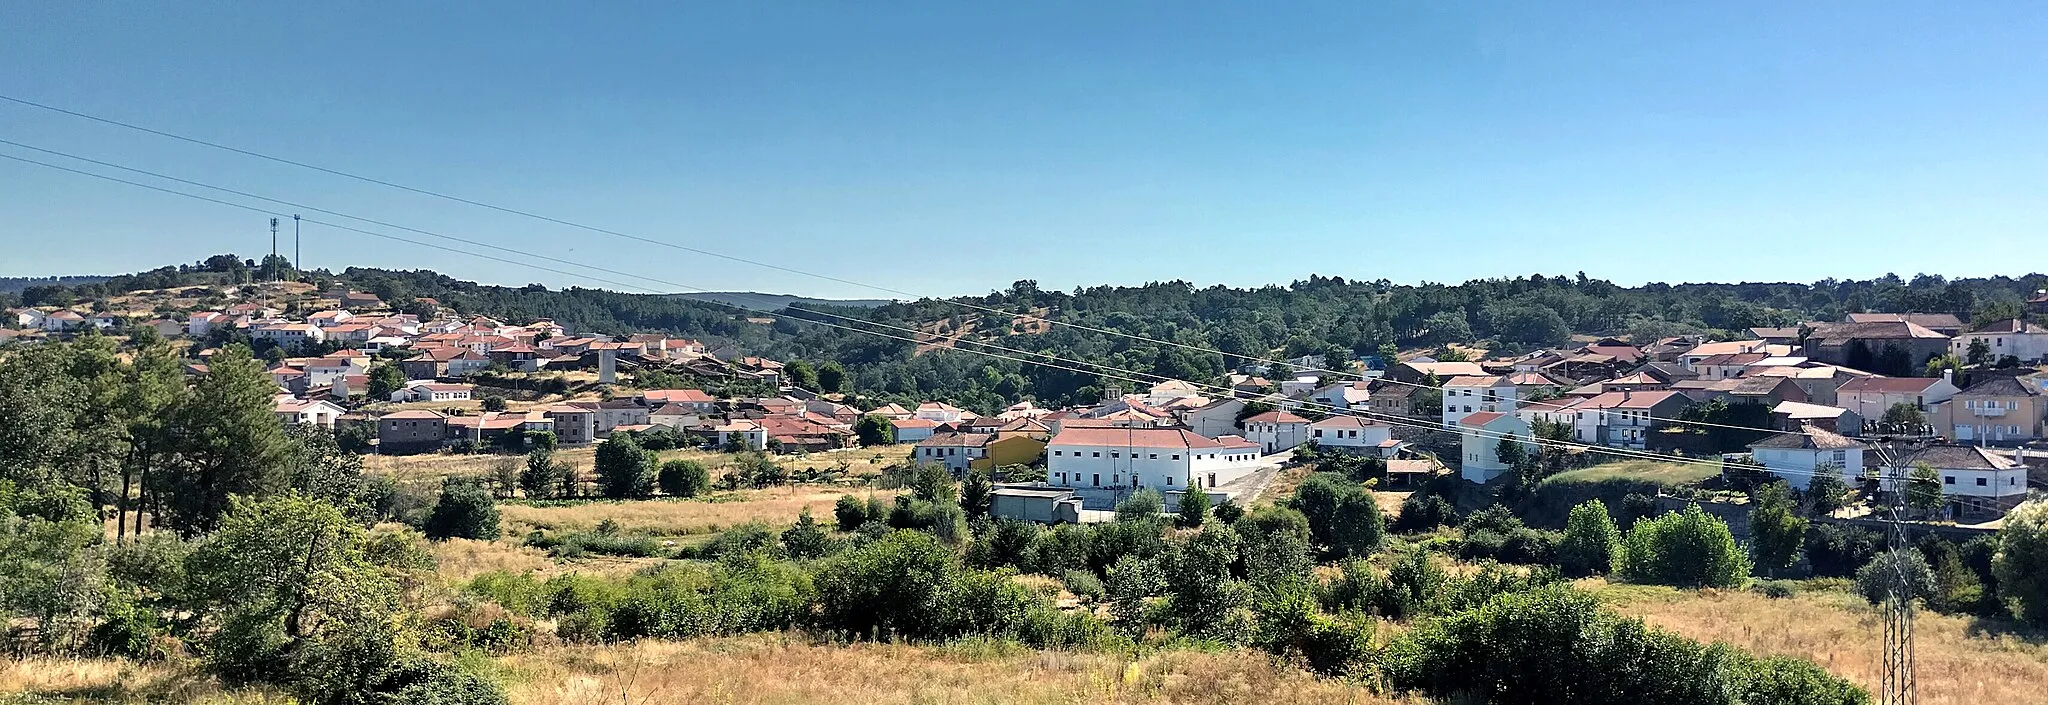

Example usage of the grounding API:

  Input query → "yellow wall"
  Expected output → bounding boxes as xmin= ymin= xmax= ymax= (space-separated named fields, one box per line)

xmin=970 ymin=435 xmax=1048 ymax=471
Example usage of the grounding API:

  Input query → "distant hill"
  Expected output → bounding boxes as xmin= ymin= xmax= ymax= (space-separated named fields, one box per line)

xmin=671 ymin=291 xmax=893 ymax=310
xmin=0 ymin=275 xmax=112 ymax=294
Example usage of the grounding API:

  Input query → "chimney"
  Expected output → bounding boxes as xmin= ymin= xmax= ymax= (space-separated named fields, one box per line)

xmin=1942 ymin=368 xmax=1954 ymax=387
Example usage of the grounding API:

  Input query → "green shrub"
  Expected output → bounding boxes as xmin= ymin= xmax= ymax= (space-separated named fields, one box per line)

xmin=1556 ymin=499 xmax=1620 ymax=577
xmin=1753 ymin=580 xmax=1798 ymax=599
xmin=523 ymin=529 xmax=666 ymax=558
xmin=1804 ymin=524 xmax=1884 ymax=578
xmin=1062 ymin=569 xmax=1105 ymax=601
xmin=1393 ymin=493 xmax=1459 ymax=533
xmin=701 ymin=522 xmax=780 ymax=560
xmin=1290 ymin=473 xmax=1384 ymax=559
xmin=1854 ymin=550 xmax=1934 ymax=605
xmin=424 ymin=480 xmax=501 ymax=541
xmin=658 ymin=459 xmax=711 ymax=498
xmin=1382 ymin=585 xmax=1867 ymax=705
xmin=1251 ymin=584 xmax=1376 ymax=676
xmin=1619 ymin=505 xmax=1749 ymax=588
xmin=834 ymin=494 xmax=870 ymax=531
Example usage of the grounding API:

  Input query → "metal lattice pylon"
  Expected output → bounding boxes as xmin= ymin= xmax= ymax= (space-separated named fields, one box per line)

xmin=1876 ymin=442 xmax=1917 ymax=705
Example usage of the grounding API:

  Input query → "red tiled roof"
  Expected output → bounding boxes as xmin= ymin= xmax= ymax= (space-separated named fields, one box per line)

xmin=1049 ymin=427 xmax=1231 ymax=450
xmin=1242 ymin=410 xmax=1310 ymax=424
xmin=1837 ymin=376 xmax=1944 ymax=394
xmin=1458 ymin=411 xmax=1512 ymax=426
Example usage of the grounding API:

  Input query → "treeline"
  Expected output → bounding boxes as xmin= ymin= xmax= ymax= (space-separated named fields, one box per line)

xmin=15 ymin=256 xmax=2048 ymax=415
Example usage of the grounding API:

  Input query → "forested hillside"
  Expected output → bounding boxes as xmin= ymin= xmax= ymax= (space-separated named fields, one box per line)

xmin=9 ymin=256 xmax=2046 ymax=412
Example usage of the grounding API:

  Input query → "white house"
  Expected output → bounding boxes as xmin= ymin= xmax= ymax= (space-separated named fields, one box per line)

xmin=914 ymin=402 xmax=970 ymax=424
xmin=41 ymin=310 xmax=84 ymax=332
xmin=1456 ymin=411 xmax=1532 ymax=484
xmin=251 ymin=322 xmax=326 ymax=346
xmin=10 ymin=308 xmax=46 ymax=329
xmin=1242 ymin=410 xmax=1311 ymax=453
xmin=1178 ymin=398 xmax=1247 ymax=438
xmin=1309 ymin=382 xmax=1373 ymax=411
xmin=1747 ymin=427 xmax=1867 ymax=492
xmin=648 ymin=403 xmax=703 ymax=430
xmin=913 ymin=432 xmax=993 ymax=473
xmin=891 ymin=417 xmax=939 ymax=443
xmin=275 ymin=396 xmax=347 ymax=428
xmin=1145 ymin=380 xmax=1205 ymax=407
xmin=390 ymin=382 xmax=474 ymax=403
xmin=1899 ymin=445 xmax=2031 ymax=516
xmin=1307 ymin=415 xmax=1397 ymax=455
xmin=446 ymin=350 xmax=491 ymax=377
xmin=714 ymin=419 xmax=768 ymax=451
xmin=307 ymin=310 xmax=355 ymax=328
xmin=1951 ymin=319 xmax=2048 ymax=364
xmin=1442 ymin=375 xmax=1519 ymax=428
xmin=592 ymin=399 xmax=650 ymax=434
xmin=1836 ymin=374 xmax=1959 ymax=425
xmin=1046 ymin=426 xmax=1263 ymax=493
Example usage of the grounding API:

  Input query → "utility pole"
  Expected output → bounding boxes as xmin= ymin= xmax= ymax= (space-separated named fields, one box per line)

xmin=293 ymin=214 xmax=301 ymax=274
xmin=1874 ymin=440 xmax=1918 ymax=705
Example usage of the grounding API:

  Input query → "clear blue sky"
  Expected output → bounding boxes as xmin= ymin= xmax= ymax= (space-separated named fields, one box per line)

xmin=3 ymin=2 xmax=2045 ymax=298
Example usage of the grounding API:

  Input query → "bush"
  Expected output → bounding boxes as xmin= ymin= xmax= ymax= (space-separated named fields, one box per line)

xmin=1393 ymin=493 xmax=1459 ymax=533
xmin=1176 ymin=489 xmax=1210 ymax=528
xmin=1619 ymin=505 xmax=1749 ymax=588
xmin=424 ymin=480 xmax=501 ymax=541
xmin=1061 ymin=569 xmax=1105 ymax=601
xmin=1250 ymin=584 xmax=1377 ymax=676
xmin=657 ymin=459 xmax=710 ymax=498
xmin=1211 ymin=497 xmax=1245 ymax=524
xmin=701 ymin=522 xmax=780 ymax=560
xmin=781 ymin=510 xmax=833 ymax=559
xmin=834 ymin=494 xmax=870 ymax=531
xmin=1994 ymin=500 xmax=2048 ymax=626
xmin=1855 ymin=550 xmax=1935 ymax=605
xmin=1115 ymin=488 xmax=1165 ymax=522
xmin=595 ymin=434 xmax=657 ymax=499
xmin=1557 ymin=500 xmax=1620 ymax=577
xmin=1804 ymin=524 xmax=1883 ymax=578
xmin=813 ymin=530 xmax=958 ymax=638
xmin=523 ymin=529 xmax=665 ymax=559
xmin=1382 ymin=585 xmax=1868 ymax=705
xmin=1752 ymin=580 xmax=1798 ymax=599
xmin=1290 ymin=473 xmax=1384 ymax=559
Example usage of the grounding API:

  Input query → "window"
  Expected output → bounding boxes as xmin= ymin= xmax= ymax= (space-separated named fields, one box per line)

xmin=1171 ymin=454 xmax=1180 ymax=460
xmin=1092 ymin=452 xmax=1101 ymax=458
xmin=1977 ymin=477 xmax=1988 ymax=486
xmin=1149 ymin=453 xmax=1158 ymax=459
xmin=1166 ymin=477 xmax=1174 ymax=485
xmin=1111 ymin=452 xmax=1120 ymax=459
xmin=1053 ymin=450 xmax=1062 ymax=456
xmin=1944 ymin=476 xmax=1955 ymax=485
xmin=1092 ymin=473 xmax=1100 ymax=486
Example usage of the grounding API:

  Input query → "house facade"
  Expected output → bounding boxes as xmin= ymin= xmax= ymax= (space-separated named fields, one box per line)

xmin=1242 ymin=410 xmax=1310 ymax=453
xmin=1836 ymin=374 xmax=1959 ymax=425
xmin=1934 ymin=375 xmax=2045 ymax=444
xmin=275 ymin=397 xmax=347 ymax=428
xmin=1178 ymin=398 xmax=1246 ymax=438
xmin=1046 ymin=427 xmax=1262 ymax=493
xmin=1456 ymin=412 xmax=1532 ymax=484
xmin=1442 ymin=375 xmax=1518 ymax=427
xmin=1951 ymin=319 xmax=2048 ymax=364
xmin=1307 ymin=416 xmax=1395 ymax=455
xmin=378 ymin=410 xmax=448 ymax=454
xmin=1747 ymin=427 xmax=1867 ymax=491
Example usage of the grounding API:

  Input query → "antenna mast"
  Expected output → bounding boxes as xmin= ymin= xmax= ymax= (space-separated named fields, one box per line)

xmin=1876 ymin=440 xmax=1918 ymax=705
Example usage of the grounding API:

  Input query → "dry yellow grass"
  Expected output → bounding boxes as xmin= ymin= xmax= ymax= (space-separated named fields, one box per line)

xmin=498 ymin=488 xmax=898 ymax=536
xmin=1598 ymin=581 xmax=2048 ymax=705
xmin=364 ymin=445 xmax=915 ymax=484
xmin=430 ymin=537 xmax=560 ymax=583
xmin=494 ymin=635 xmax=1412 ymax=705
xmin=0 ymin=657 xmax=293 ymax=704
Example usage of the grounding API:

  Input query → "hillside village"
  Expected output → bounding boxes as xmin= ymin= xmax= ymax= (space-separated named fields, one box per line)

xmin=10 ymin=278 xmax=2048 ymax=527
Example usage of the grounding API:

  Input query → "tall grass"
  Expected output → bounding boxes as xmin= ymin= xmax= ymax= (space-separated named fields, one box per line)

xmin=1598 ymin=580 xmax=2048 ymax=705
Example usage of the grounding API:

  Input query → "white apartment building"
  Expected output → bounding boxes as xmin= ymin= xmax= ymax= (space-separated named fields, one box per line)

xmin=1442 ymin=375 xmax=1519 ymax=428
xmin=1047 ymin=427 xmax=1262 ymax=492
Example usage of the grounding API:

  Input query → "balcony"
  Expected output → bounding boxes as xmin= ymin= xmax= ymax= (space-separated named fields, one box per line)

xmin=1971 ymin=407 xmax=2008 ymax=417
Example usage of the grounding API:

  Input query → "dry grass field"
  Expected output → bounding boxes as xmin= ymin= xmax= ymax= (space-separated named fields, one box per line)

xmin=363 ymin=444 xmax=915 ymax=484
xmin=498 ymin=487 xmax=897 ymax=536
xmin=1595 ymin=581 xmax=2048 ymax=705
xmin=493 ymin=635 xmax=1412 ymax=705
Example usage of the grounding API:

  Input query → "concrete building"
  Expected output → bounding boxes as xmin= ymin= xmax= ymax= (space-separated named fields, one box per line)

xmin=1046 ymin=426 xmax=1262 ymax=493
xmin=378 ymin=410 xmax=448 ymax=454
xmin=1456 ymin=411 xmax=1532 ymax=484
xmin=1747 ymin=426 xmax=1867 ymax=491
xmin=1442 ymin=375 xmax=1519 ymax=428
xmin=1242 ymin=410 xmax=1311 ymax=453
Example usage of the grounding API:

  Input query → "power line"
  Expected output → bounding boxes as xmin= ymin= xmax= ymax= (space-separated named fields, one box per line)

xmin=0 ymin=103 xmax=1854 ymax=445
xmin=0 ymin=145 xmax=1879 ymax=484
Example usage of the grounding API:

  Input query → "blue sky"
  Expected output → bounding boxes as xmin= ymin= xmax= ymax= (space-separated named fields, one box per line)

xmin=2 ymin=2 xmax=2044 ymax=298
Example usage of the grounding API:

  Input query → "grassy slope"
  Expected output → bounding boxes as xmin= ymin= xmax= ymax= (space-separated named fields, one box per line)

xmin=1541 ymin=459 xmax=1719 ymax=488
